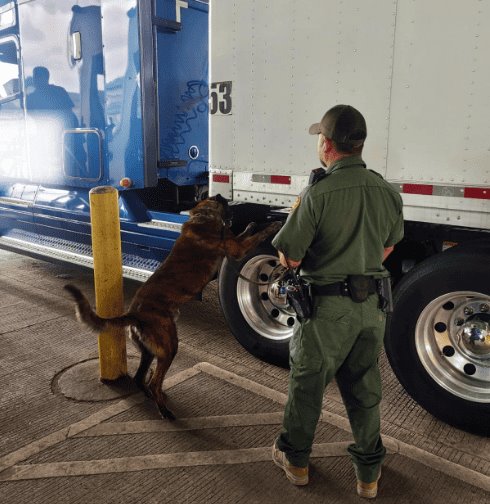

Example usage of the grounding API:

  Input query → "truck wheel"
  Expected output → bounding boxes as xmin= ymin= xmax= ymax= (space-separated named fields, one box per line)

xmin=385 ymin=249 xmax=490 ymax=436
xmin=218 ymin=243 xmax=294 ymax=367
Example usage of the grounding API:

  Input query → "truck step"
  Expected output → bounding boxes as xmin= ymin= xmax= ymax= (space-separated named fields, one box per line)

xmin=0 ymin=235 xmax=154 ymax=283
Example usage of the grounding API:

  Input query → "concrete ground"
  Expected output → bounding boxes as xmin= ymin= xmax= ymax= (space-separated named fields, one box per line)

xmin=0 ymin=250 xmax=488 ymax=504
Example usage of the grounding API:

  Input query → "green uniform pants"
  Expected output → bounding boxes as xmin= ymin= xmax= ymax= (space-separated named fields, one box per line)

xmin=277 ymin=294 xmax=387 ymax=483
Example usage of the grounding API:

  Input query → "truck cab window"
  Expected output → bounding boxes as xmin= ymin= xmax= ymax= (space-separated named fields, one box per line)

xmin=0 ymin=38 xmax=19 ymax=103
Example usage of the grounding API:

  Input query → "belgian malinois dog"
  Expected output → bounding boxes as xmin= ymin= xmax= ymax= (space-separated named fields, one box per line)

xmin=65 ymin=195 xmax=282 ymax=420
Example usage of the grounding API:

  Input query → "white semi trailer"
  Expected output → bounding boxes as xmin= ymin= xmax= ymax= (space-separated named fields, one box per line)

xmin=209 ymin=0 xmax=490 ymax=436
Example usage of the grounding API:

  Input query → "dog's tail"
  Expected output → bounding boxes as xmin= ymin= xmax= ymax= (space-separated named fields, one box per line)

xmin=64 ymin=284 xmax=140 ymax=331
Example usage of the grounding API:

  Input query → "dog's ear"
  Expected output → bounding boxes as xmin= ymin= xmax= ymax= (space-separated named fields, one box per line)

xmin=214 ymin=193 xmax=228 ymax=206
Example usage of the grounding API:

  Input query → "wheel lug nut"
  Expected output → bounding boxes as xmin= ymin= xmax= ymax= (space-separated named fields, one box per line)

xmin=464 ymin=307 xmax=474 ymax=316
xmin=456 ymin=318 xmax=465 ymax=326
xmin=480 ymin=304 xmax=489 ymax=313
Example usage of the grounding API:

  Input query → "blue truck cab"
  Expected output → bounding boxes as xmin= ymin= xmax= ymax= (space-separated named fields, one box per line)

xmin=0 ymin=0 xmax=209 ymax=280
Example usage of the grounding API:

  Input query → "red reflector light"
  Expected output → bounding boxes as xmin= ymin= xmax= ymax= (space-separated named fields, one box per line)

xmin=402 ymin=184 xmax=433 ymax=195
xmin=270 ymin=175 xmax=291 ymax=185
xmin=212 ymin=174 xmax=230 ymax=183
xmin=464 ymin=187 xmax=489 ymax=199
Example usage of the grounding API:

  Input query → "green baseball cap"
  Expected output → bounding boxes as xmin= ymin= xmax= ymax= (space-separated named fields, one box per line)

xmin=308 ymin=104 xmax=367 ymax=147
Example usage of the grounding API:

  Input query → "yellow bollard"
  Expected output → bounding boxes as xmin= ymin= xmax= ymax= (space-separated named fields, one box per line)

xmin=89 ymin=186 xmax=127 ymax=381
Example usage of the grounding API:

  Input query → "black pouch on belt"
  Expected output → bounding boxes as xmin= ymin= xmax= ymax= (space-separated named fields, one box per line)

xmin=378 ymin=276 xmax=394 ymax=313
xmin=347 ymin=275 xmax=374 ymax=303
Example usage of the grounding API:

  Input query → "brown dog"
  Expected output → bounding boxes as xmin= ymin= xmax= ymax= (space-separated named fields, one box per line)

xmin=65 ymin=195 xmax=282 ymax=420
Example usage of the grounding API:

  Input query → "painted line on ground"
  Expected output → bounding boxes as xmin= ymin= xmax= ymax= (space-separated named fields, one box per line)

xmin=197 ymin=362 xmax=490 ymax=493
xmin=0 ymin=395 xmax=144 ymax=475
xmin=383 ymin=437 xmax=490 ymax=493
xmin=77 ymin=412 xmax=285 ymax=437
xmin=0 ymin=443 xmax=350 ymax=481
xmin=197 ymin=361 xmax=355 ymax=432
xmin=0 ymin=366 xmax=200 ymax=474
xmin=0 ymin=361 xmax=489 ymax=492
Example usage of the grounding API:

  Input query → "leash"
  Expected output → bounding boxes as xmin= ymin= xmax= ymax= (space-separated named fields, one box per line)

xmin=220 ymin=221 xmax=288 ymax=287
xmin=227 ymin=259 xmax=288 ymax=286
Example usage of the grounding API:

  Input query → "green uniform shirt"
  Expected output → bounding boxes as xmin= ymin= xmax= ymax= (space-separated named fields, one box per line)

xmin=272 ymin=156 xmax=404 ymax=284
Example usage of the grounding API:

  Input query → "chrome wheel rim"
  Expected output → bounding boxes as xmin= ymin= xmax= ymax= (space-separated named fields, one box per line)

xmin=415 ymin=291 xmax=490 ymax=403
xmin=236 ymin=254 xmax=296 ymax=341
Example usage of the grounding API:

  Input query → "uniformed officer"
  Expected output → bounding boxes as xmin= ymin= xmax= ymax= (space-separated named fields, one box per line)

xmin=271 ymin=104 xmax=404 ymax=499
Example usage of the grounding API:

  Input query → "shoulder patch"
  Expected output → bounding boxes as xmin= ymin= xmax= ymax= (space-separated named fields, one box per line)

xmin=291 ymin=196 xmax=301 ymax=211
xmin=291 ymin=196 xmax=301 ymax=212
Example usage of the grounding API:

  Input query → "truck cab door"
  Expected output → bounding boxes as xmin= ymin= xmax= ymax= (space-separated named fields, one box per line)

xmin=153 ymin=0 xmax=209 ymax=187
xmin=19 ymin=0 xmax=104 ymax=188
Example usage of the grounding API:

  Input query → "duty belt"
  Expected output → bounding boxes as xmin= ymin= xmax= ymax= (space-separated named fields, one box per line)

xmin=311 ymin=279 xmax=377 ymax=297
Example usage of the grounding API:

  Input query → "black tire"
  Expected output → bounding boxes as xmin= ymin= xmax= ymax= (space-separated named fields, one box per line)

xmin=218 ymin=242 xmax=294 ymax=368
xmin=385 ymin=249 xmax=490 ymax=436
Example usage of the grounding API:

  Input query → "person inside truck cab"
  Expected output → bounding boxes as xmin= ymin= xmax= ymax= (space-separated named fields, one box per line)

xmin=271 ymin=104 xmax=404 ymax=499
xmin=26 ymin=66 xmax=77 ymax=128
xmin=25 ymin=66 xmax=84 ymax=174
